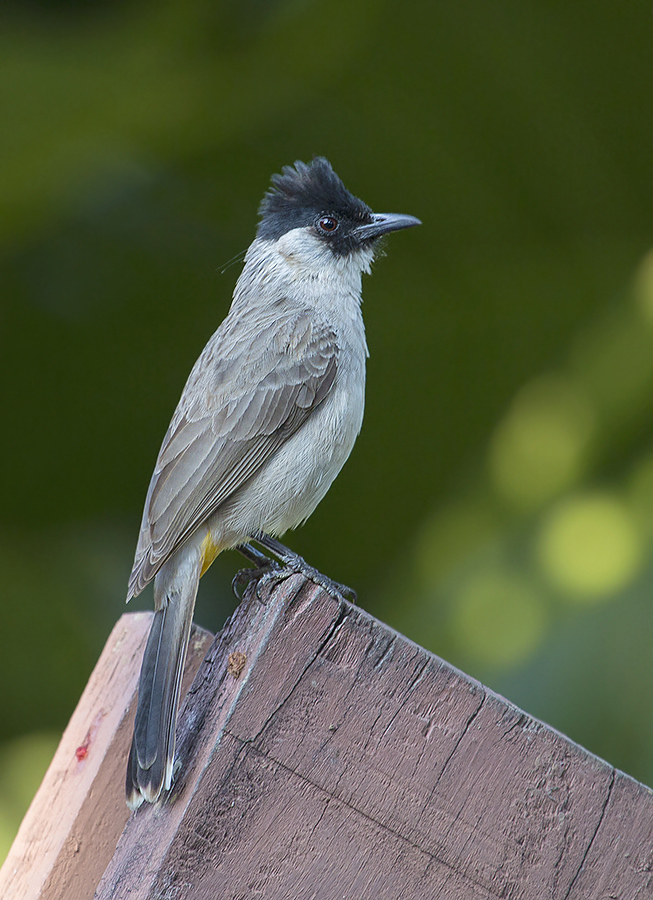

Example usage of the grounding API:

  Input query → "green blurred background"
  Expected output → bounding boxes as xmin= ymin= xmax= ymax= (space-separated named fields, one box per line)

xmin=2 ymin=0 xmax=653 ymax=859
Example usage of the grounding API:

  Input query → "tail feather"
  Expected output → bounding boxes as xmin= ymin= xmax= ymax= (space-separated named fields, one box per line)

xmin=126 ymin=579 xmax=197 ymax=809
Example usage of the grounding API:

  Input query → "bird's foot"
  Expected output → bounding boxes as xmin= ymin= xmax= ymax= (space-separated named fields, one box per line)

xmin=231 ymin=560 xmax=284 ymax=601
xmin=251 ymin=534 xmax=357 ymax=604
xmin=232 ymin=541 xmax=294 ymax=600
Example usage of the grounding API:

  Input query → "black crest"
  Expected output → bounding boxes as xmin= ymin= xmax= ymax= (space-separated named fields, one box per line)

xmin=257 ymin=157 xmax=373 ymax=242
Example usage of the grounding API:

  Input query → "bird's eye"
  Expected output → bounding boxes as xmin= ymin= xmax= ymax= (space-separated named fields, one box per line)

xmin=317 ymin=216 xmax=339 ymax=233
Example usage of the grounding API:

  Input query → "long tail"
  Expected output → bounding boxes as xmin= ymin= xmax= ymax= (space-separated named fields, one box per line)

xmin=126 ymin=570 xmax=199 ymax=809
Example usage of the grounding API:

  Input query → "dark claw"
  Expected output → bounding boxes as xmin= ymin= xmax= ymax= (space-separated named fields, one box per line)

xmin=232 ymin=567 xmax=254 ymax=600
xmin=335 ymin=582 xmax=357 ymax=604
xmin=232 ymin=560 xmax=287 ymax=601
xmin=298 ymin=566 xmax=357 ymax=604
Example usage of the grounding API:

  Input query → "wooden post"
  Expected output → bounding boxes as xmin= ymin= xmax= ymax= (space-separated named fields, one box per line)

xmin=0 ymin=613 xmax=212 ymax=900
xmin=3 ymin=575 xmax=653 ymax=898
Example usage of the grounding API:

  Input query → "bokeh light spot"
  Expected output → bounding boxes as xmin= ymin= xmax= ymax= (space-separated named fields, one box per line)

xmin=489 ymin=376 xmax=595 ymax=512
xmin=451 ymin=572 xmax=547 ymax=668
xmin=537 ymin=493 xmax=643 ymax=601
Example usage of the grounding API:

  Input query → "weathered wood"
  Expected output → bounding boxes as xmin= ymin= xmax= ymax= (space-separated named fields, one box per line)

xmin=95 ymin=576 xmax=653 ymax=899
xmin=0 ymin=613 xmax=211 ymax=900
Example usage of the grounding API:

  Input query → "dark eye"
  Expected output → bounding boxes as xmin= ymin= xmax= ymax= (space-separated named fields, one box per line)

xmin=317 ymin=215 xmax=339 ymax=233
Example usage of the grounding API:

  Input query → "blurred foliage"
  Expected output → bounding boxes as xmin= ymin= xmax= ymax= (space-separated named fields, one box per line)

xmin=0 ymin=733 xmax=59 ymax=863
xmin=2 ymin=0 xmax=653 ymax=861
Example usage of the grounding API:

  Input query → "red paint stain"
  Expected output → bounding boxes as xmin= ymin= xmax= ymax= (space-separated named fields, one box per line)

xmin=76 ymin=733 xmax=91 ymax=761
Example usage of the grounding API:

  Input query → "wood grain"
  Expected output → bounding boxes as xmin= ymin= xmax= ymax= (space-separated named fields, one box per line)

xmin=96 ymin=577 xmax=653 ymax=899
xmin=0 ymin=613 xmax=211 ymax=900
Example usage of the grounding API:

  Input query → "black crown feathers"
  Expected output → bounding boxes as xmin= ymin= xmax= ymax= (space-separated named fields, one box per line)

xmin=257 ymin=157 xmax=373 ymax=241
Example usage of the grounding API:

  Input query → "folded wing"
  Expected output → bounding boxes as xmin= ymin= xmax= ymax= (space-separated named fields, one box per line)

xmin=127 ymin=311 xmax=338 ymax=599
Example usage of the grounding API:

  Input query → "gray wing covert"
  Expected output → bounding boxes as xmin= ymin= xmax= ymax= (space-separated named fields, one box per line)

xmin=127 ymin=313 xmax=338 ymax=599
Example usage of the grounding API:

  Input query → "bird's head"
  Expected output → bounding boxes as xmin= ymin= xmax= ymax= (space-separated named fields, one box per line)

xmin=256 ymin=157 xmax=420 ymax=277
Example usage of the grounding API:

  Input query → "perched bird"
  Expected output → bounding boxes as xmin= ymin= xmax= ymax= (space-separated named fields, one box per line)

xmin=125 ymin=157 xmax=420 ymax=808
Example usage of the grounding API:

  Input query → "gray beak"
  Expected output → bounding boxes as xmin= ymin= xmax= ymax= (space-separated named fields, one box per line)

xmin=353 ymin=212 xmax=421 ymax=242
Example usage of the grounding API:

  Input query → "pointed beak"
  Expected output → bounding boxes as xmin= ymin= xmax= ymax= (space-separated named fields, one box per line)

xmin=353 ymin=212 xmax=422 ymax=242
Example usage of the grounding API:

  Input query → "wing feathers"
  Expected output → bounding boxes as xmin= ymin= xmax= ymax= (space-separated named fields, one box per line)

xmin=127 ymin=312 xmax=338 ymax=598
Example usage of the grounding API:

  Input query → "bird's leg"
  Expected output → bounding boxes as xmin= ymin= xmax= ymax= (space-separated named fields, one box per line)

xmin=236 ymin=542 xmax=273 ymax=568
xmin=252 ymin=533 xmax=357 ymax=604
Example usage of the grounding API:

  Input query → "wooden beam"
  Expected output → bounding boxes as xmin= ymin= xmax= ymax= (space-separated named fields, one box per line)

xmin=0 ymin=613 xmax=211 ymax=900
xmin=91 ymin=575 xmax=653 ymax=899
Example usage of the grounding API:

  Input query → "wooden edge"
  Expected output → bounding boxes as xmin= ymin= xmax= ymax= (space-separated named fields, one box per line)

xmin=95 ymin=574 xmax=326 ymax=899
xmin=0 ymin=612 xmax=212 ymax=900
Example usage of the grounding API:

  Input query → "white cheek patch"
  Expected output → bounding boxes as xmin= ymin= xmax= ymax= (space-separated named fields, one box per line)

xmin=276 ymin=228 xmax=375 ymax=278
xmin=276 ymin=228 xmax=331 ymax=268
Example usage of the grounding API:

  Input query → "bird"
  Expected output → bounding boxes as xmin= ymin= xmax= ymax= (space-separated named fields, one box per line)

xmin=125 ymin=157 xmax=420 ymax=809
